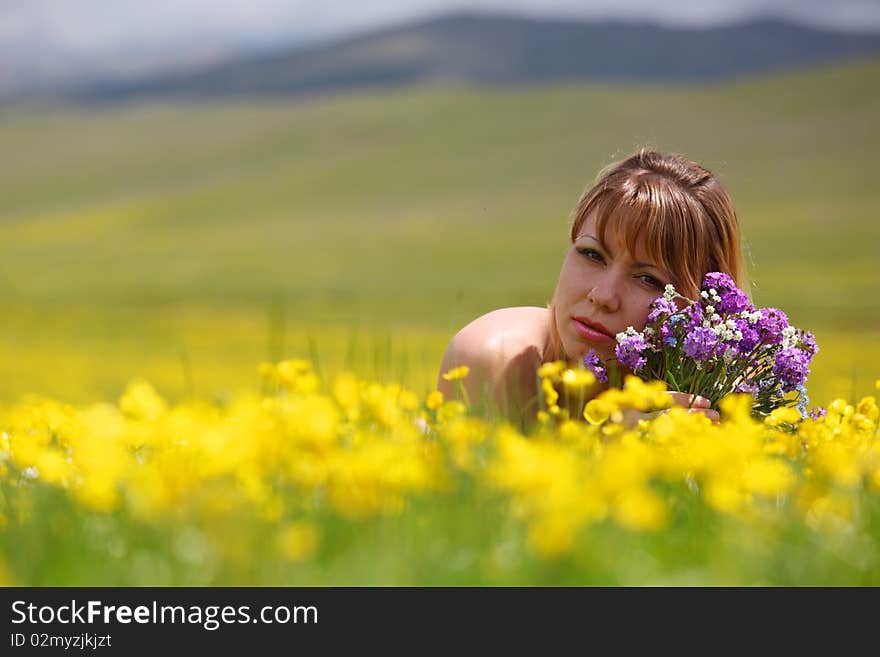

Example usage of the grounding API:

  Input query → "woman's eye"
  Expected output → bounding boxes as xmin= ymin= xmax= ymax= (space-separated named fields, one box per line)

xmin=577 ymin=248 xmax=604 ymax=263
xmin=638 ymin=274 xmax=664 ymax=289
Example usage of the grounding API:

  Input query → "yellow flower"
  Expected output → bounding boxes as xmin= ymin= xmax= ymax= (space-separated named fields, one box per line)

xmin=704 ymin=478 xmax=750 ymax=515
xmin=613 ymin=487 xmax=667 ymax=531
xmin=561 ymin=368 xmax=596 ymax=389
xmin=803 ymin=494 xmax=853 ymax=534
xmin=765 ymin=406 xmax=801 ymax=427
xmin=528 ymin=513 xmax=577 ymax=557
xmin=442 ymin=366 xmax=470 ymax=381
xmin=542 ymin=377 xmax=559 ymax=407
xmin=277 ymin=522 xmax=320 ymax=562
xmin=332 ymin=373 xmax=360 ymax=410
xmin=35 ymin=449 xmax=69 ymax=486
xmin=279 ymin=395 xmax=340 ymax=449
xmin=362 ymin=383 xmax=401 ymax=427
xmin=812 ymin=443 xmax=861 ymax=487
xmin=426 ymin=390 xmax=444 ymax=410
xmin=398 ymin=389 xmax=420 ymax=411
xmin=718 ymin=393 xmax=753 ymax=423
xmin=119 ymin=380 xmax=167 ymax=422
xmin=444 ymin=417 xmax=489 ymax=470
xmin=437 ymin=400 xmax=467 ymax=423
xmin=276 ymin=359 xmax=319 ymax=394
xmin=620 ymin=376 xmax=671 ymax=411
xmin=538 ymin=361 xmax=565 ymax=379
xmin=855 ymin=396 xmax=878 ymax=422
xmin=741 ymin=459 xmax=795 ymax=497
xmin=584 ymin=398 xmax=611 ymax=425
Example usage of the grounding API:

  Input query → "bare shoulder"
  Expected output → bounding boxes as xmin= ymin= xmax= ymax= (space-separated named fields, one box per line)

xmin=442 ymin=307 xmax=549 ymax=368
xmin=437 ymin=307 xmax=549 ymax=407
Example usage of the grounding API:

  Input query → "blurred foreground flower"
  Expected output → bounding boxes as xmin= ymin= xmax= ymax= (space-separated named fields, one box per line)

xmin=0 ymin=358 xmax=877 ymax=584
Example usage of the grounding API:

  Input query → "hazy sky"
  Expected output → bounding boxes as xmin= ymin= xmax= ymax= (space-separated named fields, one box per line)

xmin=2 ymin=0 xmax=879 ymax=94
xmin=3 ymin=0 xmax=880 ymax=56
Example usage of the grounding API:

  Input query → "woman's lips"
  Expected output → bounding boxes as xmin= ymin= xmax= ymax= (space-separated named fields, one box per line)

xmin=572 ymin=318 xmax=615 ymax=343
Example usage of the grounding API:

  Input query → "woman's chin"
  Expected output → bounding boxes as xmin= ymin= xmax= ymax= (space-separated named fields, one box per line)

xmin=563 ymin=341 xmax=613 ymax=364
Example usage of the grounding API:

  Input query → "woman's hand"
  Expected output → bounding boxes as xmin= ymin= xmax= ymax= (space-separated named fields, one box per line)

xmin=666 ymin=392 xmax=720 ymax=423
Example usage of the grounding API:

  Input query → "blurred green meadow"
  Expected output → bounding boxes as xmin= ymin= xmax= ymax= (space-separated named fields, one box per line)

xmin=1 ymin=58 xmax=879 ymax=405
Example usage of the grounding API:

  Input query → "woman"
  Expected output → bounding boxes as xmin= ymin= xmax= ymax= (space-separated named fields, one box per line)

xmin=436 ymin=148 xmax=749 ymax=426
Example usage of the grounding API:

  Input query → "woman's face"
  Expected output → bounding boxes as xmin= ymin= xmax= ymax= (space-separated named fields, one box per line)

xmin=553 ymin=210 xmax=674 ymax=363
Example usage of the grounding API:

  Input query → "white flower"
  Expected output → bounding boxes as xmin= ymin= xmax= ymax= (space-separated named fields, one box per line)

xmin=706 ymin=305 xmax=715 ymax=315
xmin=663 ymin=284 xmax=677 ymax=301
xmin=700 ymin=291 xmax=709 ymax=299
xmin=22 ymin=466 xmax=39 ymax=480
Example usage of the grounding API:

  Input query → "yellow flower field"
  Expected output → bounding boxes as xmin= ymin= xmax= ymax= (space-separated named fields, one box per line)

xmin=2 ymin=360 xmax=877 ymax=585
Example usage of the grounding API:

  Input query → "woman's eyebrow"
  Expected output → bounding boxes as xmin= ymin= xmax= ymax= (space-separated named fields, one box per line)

xmin=576 ymin=234 xmax=667 ymax=274
xmin=633 ymin=260 xmax=662 ymax=270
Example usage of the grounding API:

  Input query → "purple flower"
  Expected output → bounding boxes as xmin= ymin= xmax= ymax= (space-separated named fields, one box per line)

xmin=799 ymin=330 xmax=819 ymax=357
xmin=773 ymin=347 xmax=811 ymax=392
xmin=647 ymin=296 xmax=678 ymax=325
xmin=809 ymin=407 xmax=827 ymax=420
xmin=757 ymin=308 xmax=789 ymax=346
xmin=735 ymin=380 xmax=759 ymax=395
xmin=659 ymin=311 xmax=688 ymax=340
xmin=583 ymin=348 xmax=608 ymax=384
xmin=702 ymin=272 xmax=750 ymax=314
xmin=733 ymin=318 xmax=760 ymax=352
xmin=615 ymin=332 xmax=648 ymax=372
xmin=717 ymin=341 xmax=739 ymax=359
xmin=701 ymin=272 xmax=737 ymax=296
xmin=682 ymin=327 xmax=718 ymax=361
xmin=682 ymin=303 xmax=704 ymax=331
xmin=719 ymin=288 xmax=750 ymax=314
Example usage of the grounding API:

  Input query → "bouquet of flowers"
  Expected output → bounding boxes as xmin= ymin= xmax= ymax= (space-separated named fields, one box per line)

xmin=584 ymin=272 xmax=819 ymax=418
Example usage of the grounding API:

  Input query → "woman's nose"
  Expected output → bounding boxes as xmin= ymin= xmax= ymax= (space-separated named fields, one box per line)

xmin=588 ymin=275 xmax=621 ymax=313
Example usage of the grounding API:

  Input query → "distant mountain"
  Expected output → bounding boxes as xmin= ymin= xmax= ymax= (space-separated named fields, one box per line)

xmin=68 ymin=12 xmax=880 ymax=102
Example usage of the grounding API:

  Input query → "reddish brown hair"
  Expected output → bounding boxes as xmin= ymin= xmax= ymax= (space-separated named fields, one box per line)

xmin=546 ymin=148 xmax=748 ymax=361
